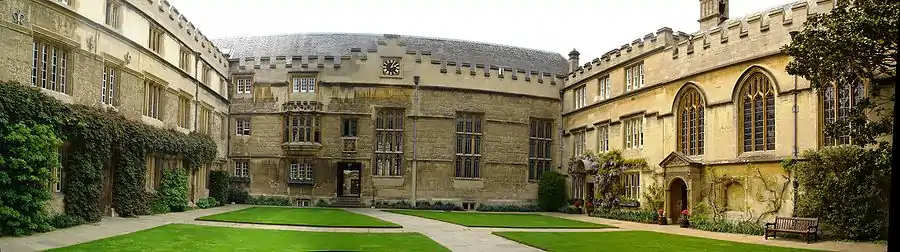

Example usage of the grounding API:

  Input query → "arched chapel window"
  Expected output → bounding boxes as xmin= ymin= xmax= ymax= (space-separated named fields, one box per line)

xmin=677 ymin=88 xmax=704 ymax=156
xmin=740 ymin=72 xmax=776 ymax=152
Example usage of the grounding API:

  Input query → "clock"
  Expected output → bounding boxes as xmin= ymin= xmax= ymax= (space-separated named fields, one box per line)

xmin=382 ymin=59 xmax=400 ymax=76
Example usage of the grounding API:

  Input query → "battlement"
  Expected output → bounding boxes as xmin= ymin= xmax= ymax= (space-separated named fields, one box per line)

xmin=132 ymin=0 xmax=230 ymax=76
xmin=564 ymin=27 xmax=681 ymax=87
xmin=666 ymin=0 xmax=835 ymax=72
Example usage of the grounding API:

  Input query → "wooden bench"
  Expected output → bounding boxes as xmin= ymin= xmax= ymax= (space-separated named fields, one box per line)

xmin=764 ymin=217 xmax=819 ymax=243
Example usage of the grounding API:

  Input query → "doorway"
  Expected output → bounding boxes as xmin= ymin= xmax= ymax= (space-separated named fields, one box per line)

xmin=668 ymin=178 xmax=688 ymax=221
xmin=586 ymin=182 xmax=595 ymax=204
xmin=337 ymin=162 xmax=361 ymax=197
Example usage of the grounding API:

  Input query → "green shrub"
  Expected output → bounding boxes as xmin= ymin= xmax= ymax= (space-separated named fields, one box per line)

xmin=590 ymin=208 xmax=657 ymax=224
xmin=227 ymin=188 xmax=250 ymax=204
xmin=476 ymin=204 xmax=539 ymax=212
xmin=0 ymin=123 xmax=60 ymax=236
xmin=537 ymin=170 xmax=567 ymax=211
xmin=689 ymin=218 xmax=765 ymax=236
xmin=208 ymin=171 xmax=230 ymax=206
xmin=49 ymin=214 xmax=84 ymax=229
xmin=557 ymin=205 xmax=583 ymax=214
xmin=158 ymin=168 xmax=189 ymax=212
xmin=792 ymin=145 xmax=890 ymax=240
xmin=315 ymin=199 xmax=328 ymax=207
xmin=249 ymin=196 xmax=291 ymax=206
xmin=196 ymin=197 xmax=220 ymax=209
xmin=147 ymin=192 xmax=170 ymax=214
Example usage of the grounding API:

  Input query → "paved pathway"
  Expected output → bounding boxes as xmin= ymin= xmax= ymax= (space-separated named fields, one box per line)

xmin=0 ymin=204 xmax=251 ymax=252
xmin=542 ymin=212 xmax=887 ymax=252
xmin=0 ymin=205 xmax=886 ymax=252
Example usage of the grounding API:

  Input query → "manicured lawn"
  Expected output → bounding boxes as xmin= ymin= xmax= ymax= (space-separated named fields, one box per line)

xmin=48 ymin=224 xmax=447 ymax=252
xmin=385 ymin=210 xmax=613 ymax=229
xmin=196 ymin=207 xmax=402 ymax=228
xmin=493 ymin=231 xmax=824 ymax=252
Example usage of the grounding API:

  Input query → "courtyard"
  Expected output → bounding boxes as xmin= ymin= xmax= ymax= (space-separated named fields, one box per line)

xmin=0 ymin=205 xmax=882 ymax=252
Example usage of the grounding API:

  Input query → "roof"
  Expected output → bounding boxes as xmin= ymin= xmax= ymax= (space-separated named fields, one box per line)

xmin=212 ymin=33 xmax=569 ymax=74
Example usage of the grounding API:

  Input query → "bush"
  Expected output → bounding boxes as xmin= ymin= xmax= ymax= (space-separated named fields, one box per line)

xmin=49 ymin=214 xmax=84 ymax=229
xmin=591 ymin=208 xmax=657 ymax=224
xmin=476 ymin=204 xmax=539 ymax=212
xmin=227 ymin=188 xmax=250 ymax=204
xmin=557 ymin=205 xmax=583 ymax=214
xmin=374 ymin=200 xmax=463 ymax=210
xmin=791 ymin=145 xmax=890 ymax=240
xmin=196 ymin=197 xmax=220 ymax=209
xmin=690 ymin=218 xmax=765 ymax=236
xmin=537 ymin=170 xmax=567 ymax=212
xmin=315 ymin=199 xmax=328 ymax=207
xmin=429 ymin=201 xmax=463 ymax=211
xmin=147 ymin=192 xmax=170 ymax=214
xmin=249 ymin=195 xmax=291 ymax=206
xmin=157 ymin=168 xmax=189 ymax=212
xmin=208 ymin=171 xmax=230 ymax=206
xmin=0 ymin=123 xmax=60 ymax=236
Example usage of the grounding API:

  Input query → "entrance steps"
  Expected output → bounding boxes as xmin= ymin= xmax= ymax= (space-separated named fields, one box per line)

xmin=330 ymin=196 xmax=366 ymax=208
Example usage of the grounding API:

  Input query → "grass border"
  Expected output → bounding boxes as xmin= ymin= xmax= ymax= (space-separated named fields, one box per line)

xmin=492 ymin=231 xmax=830 ymax=252
xmin=384 ymin=209 xmax=615 ymax=229
xmin=195 ymin=207 xmax=403 ymax=228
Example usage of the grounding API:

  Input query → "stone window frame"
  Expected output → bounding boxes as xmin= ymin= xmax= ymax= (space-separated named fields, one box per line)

xmin=53 ymin=145 xmax=67 ymax=193
xmin=148 ymin=25 xmax=165 ymax=55
xmin=176 ymin=93 xmax=192 ymax=129
xmin=623 ymin=116 xmax=644 ymax=149
xmin=236 ymin=118 xmax=251 ymax=136
xmin=31 ymin=40 xmax=70 ymax=94
xmin=596 ymin=124 xmax=609 ymax=153
xmin=235 ymin=76 xmax=253 ymax=94
xmin=677 ymin=87 xmax=705 ymax=156
xmin=101 ymin=63 xmax=120 ymax=106
xmin=233 ymin=160 xmax=249 ymax=178
xmin=738 ymin=72 xmax=776 ymax=153
xmin=572 ymin=130 xmax=586 ymax=156
xmin=178 ymin=47 xmax=192 ymax=73
xmin=625 ymin=61 xmax=645 ymax=92
xmin=374 ymin=108 xmax=404 ymax=177
xmin=55 ymin=0 xmax=72 ymax=6
xmin=622 ymin=172 xmax=641 ymax=200
xmin=291 ymin=75 xmax=317 ymax=93
xmin=285 ymin=113 xmax=321 ymax=143
xmin=573 ymin=85 xmax=586 ymax=109
xmin=342 ymin=118 xmax=358 ymax=137
xmin=454 ymin=112 xmax=483 ymax=179
xmin=820 ymin=82 xmax=866 ymax=147
xmin=105 ymin=0 xmax=123 ymax=30
xmin=528 ymin=118 xmax=553 ymax=182
xmin=571 ymin=175 xmax=584 ymax=200
xmin=143 ymin=79 xmax=165 ymax=120
xmin=197 ymin=105 xmax=212 ymax=135
xmin=598 ymin=75 xmax=611 ymax=100
xmin=289 ymin=160 xmax=314 ymax=181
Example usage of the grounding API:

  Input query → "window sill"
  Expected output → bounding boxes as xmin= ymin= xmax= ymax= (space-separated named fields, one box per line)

xmin=37 ymin=88 xmax=73 ymax=104
xmin=140 ymin=116 xmax=164 ymax=128
xmin=287 ymin=179 xmax=314 ymax=185
xmin=231 ymin=177 xmax=250 ymax=183
xmin=99 ymin=103 xmax=118 ymax=112
xmin=373 ymin=175 xmax=403 ymax=179
xmin=452 ymin=178 xmax=484 ymax=189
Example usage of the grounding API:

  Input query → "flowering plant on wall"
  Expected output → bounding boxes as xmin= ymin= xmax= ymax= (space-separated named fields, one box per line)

xmin=593 ymin=150 xmax=647 ymax=209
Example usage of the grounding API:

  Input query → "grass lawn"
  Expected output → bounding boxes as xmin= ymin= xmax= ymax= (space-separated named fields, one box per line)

xmin=196 ymin=207 xmax=402 ymax=228
xmin=385 ymin=210 xmax=613 ymax=229
xmin=493 ymin=231 xmax=824 ymax=252
xmin=48 ymin=224 xmax=448 ymax=252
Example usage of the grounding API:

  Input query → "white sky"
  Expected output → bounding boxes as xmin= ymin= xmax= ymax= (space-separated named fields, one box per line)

xmin=168 ymin=0 xmax=795 ymax=61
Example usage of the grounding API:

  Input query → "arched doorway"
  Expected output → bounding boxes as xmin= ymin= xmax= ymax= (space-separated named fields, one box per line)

xmin=668 ymin=178 xmax=688 ymax=221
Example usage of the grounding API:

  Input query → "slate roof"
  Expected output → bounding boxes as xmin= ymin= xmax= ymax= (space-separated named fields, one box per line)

xmin=212 ymin=33 xmax=569 ymax=74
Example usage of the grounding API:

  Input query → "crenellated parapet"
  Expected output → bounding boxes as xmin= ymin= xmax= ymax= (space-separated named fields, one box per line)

xmin=564 ymin=27 xmax=681 ymax=87
xmin=665 ymin=0 xmax=835 ymax=77
xmin=129 ymin=0 xmax=230 ymax=75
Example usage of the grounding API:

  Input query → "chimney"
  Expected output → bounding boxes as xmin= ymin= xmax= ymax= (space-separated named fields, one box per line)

xmin=568 ymin=48 xmax=580 ymax=73
xmin=699 ymin=0 xmax=729 ymax=31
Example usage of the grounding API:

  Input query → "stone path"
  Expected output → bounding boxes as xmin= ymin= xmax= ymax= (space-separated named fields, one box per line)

xmin=0 ymin=204 xmax=251 ymax=252
xmin=541 ymin=212 xmax=887 ymax=252
xmin=0 ymin=206 xmax=886 ymax=252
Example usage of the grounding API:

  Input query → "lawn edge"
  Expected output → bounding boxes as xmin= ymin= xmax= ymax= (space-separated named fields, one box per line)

xmin=383 ymin=209 xmax=614 ymax=229
xmin=193 ymin=218 xmax=403 ymax=228
xmin=490 ymin=232 xmax=555 ymax=251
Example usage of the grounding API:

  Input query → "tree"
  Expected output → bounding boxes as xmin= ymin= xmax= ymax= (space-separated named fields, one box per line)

xmin=782 ymin=0 xmax=897 ymax=146
xmin=0 ymin=123 xmax=61 ymax=236
xmin=537 ymin=170 xmax=567 ymax=212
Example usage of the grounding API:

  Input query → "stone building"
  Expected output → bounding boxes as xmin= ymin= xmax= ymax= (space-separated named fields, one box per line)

xmin=0 ymin=0 xmax=230 ymax=215
xmin=561 ymin=0 xmax=893 ymax=223
xmin=212 ymin=34 xmax=567 ymax=207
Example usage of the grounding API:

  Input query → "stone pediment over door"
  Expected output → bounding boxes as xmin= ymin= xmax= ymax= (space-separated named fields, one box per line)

xmin=659 ymin=151 xmax=702 ymax=168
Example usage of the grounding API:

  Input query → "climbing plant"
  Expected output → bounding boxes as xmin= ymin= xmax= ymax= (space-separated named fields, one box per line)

xmin=694 ymin=164 xmax=790 ymax=223
xmin=0 ymin=123 xmax=61 ymax=236
xmin=568 ymin=150 xmax=646 ymax=209
xmin=208 ymin=170 xmax=230 ymax=206
xmin=0 ymin=82 xmax=217 ymax=224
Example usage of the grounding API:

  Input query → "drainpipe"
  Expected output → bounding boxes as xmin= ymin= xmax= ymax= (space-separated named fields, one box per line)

xmin=789 ymin=31 xmax=800 ymax=212
xmin=411 ymin=76 xmax=420 ymax=207
xmin=558 ymin=89 xmax=564 ymax=172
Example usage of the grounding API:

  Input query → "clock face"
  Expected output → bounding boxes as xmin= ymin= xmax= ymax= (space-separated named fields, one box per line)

xmin=382 ymin=59 xmax=400 ymax=76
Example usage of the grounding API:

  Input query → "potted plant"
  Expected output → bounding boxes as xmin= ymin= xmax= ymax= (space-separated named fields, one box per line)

xmin=679 ymin=209 xmax=690 ymax=228
xmin=657 ymin=209 xmax=667 ymax=225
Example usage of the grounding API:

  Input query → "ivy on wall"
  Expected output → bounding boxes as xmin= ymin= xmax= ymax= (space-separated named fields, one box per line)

xmin=567 ymin=150 xmax=647 ymax=209
xmin=0 ymin=123 xmax=61 ymax=236
xmin=0 ymin=82 xmax=217 ymax=224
